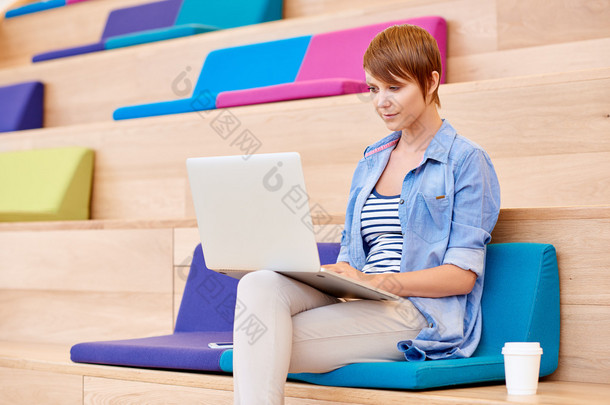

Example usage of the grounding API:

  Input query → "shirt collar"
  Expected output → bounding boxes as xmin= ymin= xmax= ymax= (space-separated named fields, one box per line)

xmin=364 ymin=119 xmax=457 ymax=164
xmin=423 ymin=119 xmax=457 ymax=165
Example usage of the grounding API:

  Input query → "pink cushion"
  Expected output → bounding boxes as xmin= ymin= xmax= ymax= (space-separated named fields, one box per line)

xmin=217 ymin=17 xmax=447 ymax=109
xmin=216 ymin=78 xmax=369 ymax=108
xmin=297 ymin=16 xmax=447 ymax=83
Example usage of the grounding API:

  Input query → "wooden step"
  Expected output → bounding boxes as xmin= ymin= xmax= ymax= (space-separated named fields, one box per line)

xmin=1 ymin=340 xmax=610 ymax=405
xmin=448 ymin=36 xmax=610 ymax=82
xmin=1 ymin=68 xmax=608 ymax=219
xmin=0 ymin=0 xmax=147 ymax=69
xmin=0 ymin=222 xmax=176 ymax=344
xmin=1 ymin=206 xmax=609 ymax=384
xmin=2 ymin=0 xmax=609 ymax=127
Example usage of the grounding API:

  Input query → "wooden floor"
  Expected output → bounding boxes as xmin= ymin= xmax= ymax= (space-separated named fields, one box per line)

xmin=1 ymin=340 xmax=610 ymax=405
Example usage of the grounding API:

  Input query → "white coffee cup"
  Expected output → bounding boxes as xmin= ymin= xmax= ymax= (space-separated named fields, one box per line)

xmin=501 ymin=342 xmax=543 ymax=395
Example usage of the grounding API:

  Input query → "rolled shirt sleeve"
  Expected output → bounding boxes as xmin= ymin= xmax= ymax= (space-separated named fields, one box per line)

xmin=443 ymin=149 xmax=500 ymax=277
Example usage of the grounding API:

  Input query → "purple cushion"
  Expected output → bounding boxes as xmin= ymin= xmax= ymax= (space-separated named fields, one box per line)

xmin=70 ymin=331 xmax=233 ymax=371
xmin=32 ymin=42 xmax=104 ymax=63
xmin=216 ymin=17 xmax=447 ymax=109
xmin=69 ymin=243 xmax=340 ymax=371
xmin=174 ymin=244 xmax=239 ymax=333
xmin=101 ymin=0 xmax=182 ymax=39
xmin=70 ymin=243 xmax=237 ymax=371
xmin=0 ymin=81 xmax=44 ymax=133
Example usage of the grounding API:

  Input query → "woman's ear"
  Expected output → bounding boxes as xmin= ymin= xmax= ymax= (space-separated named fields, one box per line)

xmin=428 ymin=71 xmax=440 ymax=97
xmin=425 ymin=71 xmax=440 ymax=104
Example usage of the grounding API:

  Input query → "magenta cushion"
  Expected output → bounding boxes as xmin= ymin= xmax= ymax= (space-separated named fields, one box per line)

xmin=216 ymin=78 xmax=369 ymax=108
xmin=216 ymin=17 xmax=447 ymax=108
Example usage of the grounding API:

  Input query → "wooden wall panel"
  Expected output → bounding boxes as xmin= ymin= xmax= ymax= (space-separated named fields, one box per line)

xmin=0 ymin=366 xmax=82 ymax=405
xmin=283 ymin=0 xmax=411 ymax=18
xmin=0 ymin=226 xmax=174 ymax=344
xmin=553 ymin=305 xmax=610 ymax=384
xmin=491 ymin=209 xmax=610 ymax=307
xmin=173 ymin=227 xmax=200 ymax=267
xmin=448 ymin=37 xmax=610 ymax=83
xmin=0 ymin=289 xmax=173 ymax=344
xmin=497 ymin=0 xmax=610 ymax=49
xmin=0 ymin=228 xmax=173 ymax=292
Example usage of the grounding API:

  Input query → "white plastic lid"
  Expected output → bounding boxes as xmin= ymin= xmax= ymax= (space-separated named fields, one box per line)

xmin=502 ymin=342 xmax=543 ymax=355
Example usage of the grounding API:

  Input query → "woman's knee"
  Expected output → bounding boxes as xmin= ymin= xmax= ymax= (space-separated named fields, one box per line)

xmin=237 ymin=270 xmax=286 ymax=299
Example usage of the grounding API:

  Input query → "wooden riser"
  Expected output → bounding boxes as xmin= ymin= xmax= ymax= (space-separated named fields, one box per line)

xmin=1 ymin=347 xmax=610 ymax=405
xmin=1 ymin=68 xmax=608 ymax=220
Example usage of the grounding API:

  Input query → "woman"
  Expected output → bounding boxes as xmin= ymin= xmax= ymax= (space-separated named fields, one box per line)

xmin=233 ymin=24 xmax=501 ymax=404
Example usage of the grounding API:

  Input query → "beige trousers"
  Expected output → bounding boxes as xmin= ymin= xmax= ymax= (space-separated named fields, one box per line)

xmin=233 ymin=270 xmax=427 ymax=405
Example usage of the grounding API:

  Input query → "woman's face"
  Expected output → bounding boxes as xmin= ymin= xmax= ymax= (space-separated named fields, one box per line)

xmin=365 ymin=73 xmax=429 ymax=134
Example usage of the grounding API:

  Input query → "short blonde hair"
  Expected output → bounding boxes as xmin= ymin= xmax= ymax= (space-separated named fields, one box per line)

xmin=363 ymin=24 xmax=442 ymax=107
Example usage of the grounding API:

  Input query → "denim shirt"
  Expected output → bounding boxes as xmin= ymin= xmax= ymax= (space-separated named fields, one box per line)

xmin=337 ymin=120 xmax=501 ymax=361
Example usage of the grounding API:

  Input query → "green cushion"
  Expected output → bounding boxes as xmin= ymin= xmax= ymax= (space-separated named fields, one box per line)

xmin=0 ymin=147 xmax=94 ymax=222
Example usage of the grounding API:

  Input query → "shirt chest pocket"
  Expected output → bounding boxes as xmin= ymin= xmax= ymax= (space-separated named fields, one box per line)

xmin=411 ymin=193 xmax=452 ymax=243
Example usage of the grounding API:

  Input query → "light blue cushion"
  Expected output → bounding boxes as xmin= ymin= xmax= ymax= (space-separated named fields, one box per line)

xmin=104 ymin=0 xmax=282 ymax=51
xmin=104 ymin=24 xmax=218 ymax=50
xmin=113 ymin=96 xmax=216 ymax=121
xmin=219 ymin=243 xmax=560 ymax=389
xmin=175 ymin=0 xmax=282 ymax=29
xmin=5 ymin=0 xmax=65 ymax=18
xmin=113 ymin=35 xmax=311 ymax=120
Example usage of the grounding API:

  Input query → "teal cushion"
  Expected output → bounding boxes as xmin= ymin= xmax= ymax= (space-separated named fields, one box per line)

xmin=5 ymin=0 xmax=66 ymax=19
xmin=175 ymin=0 xmax=282 ymax=29
xmin=220 ymin=243 xmax=560 ymax=389
xmin=104 ymin=24 xmax=219 ymax=50
xmin=113 ymin=35 xmax=311 ymax=120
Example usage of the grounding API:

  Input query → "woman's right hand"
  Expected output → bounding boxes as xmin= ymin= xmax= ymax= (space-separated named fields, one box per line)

xmin=322 ymin=262 xmax=372 ymax=284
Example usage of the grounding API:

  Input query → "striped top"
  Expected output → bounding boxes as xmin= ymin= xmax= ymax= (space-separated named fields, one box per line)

xmin=361 ymin=189 xmax=404 ymax=274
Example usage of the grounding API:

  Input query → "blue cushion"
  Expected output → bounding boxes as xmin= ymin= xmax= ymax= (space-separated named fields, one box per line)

xmin=104 ymin=24 xmax=218 ymax=50
xmin=0 ymin=81 xmax=44 ymax=132
xmin=32 ymin=42 xmax=105 ymax=63
xmin=5 ymin=0 xmax=66 ymax=19
xmin=174 ymin=0 xmax=282 ymax=29
xmin=113 ymin=35 xmax=311 ymax=120
xmin=31 ymin=0 xmax=182 ymax=63
xmin=113 ymin=98 xmax=216 ymax=121
xmin=219 ymin=243 xmax=560 ymax=389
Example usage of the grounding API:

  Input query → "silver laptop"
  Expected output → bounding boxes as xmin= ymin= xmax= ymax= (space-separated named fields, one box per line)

xmin=186 ymin=152 xmax=399 ymax=301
